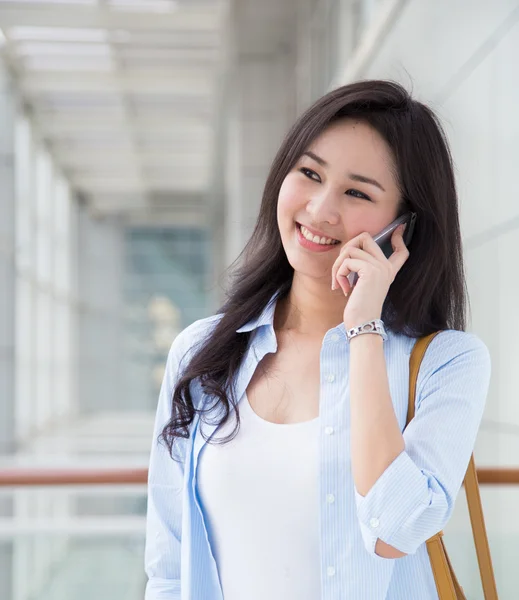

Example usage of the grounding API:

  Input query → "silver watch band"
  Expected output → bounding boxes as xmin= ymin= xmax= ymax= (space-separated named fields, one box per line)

xmin=346 ymin=319 xmax=388 ymax=342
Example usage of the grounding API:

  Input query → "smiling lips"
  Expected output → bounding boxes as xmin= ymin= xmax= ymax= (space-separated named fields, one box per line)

xmin=296 ymin=223 xmax=341 ymax=253
xmin=298 ymin=222 xmax=340 ymax=243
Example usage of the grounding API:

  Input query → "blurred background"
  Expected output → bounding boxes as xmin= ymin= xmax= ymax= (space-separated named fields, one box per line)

xmin=0 ymin=0 xmax=517 ymax=598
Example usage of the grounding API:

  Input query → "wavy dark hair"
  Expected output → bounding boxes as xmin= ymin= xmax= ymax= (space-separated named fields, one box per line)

xmin=161 ymin=79 xmax=468 ymax=459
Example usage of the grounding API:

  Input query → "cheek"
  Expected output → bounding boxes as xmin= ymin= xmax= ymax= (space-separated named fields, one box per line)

xmin=344 ymin=211 xmax=399 ymax=243
xmin=278 ymin=176 xmax=304 ymax=221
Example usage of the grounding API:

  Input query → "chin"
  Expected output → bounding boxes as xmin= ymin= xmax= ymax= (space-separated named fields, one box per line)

xmin=286 ymin=254 xmax=326 ymax=278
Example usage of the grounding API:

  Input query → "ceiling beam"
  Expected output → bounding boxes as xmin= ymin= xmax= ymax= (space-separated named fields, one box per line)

xmin=19 ymin=70 xmax=213 ymax=95
xmin=0 ymin=5 xmax=222 ymax=32
xmin=54 ymin=149 xmax=209 ymax=165
xmin=36 ymin=115 xmax=211 ymax=135
xmin=73 ymin=178 xmax=207 ymax=193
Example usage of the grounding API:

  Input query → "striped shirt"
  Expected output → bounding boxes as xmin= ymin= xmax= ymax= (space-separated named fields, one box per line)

xmin=144 ymin=291 xmax=491 ymax=600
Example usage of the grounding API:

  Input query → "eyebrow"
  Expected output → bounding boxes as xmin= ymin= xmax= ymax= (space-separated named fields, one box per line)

xmin=302 ymin=150 xmax=386 ymax=193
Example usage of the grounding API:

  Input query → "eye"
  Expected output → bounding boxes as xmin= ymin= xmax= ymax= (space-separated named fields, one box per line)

xmin=346 ymin=189 xmax=372 ymax=202
xmin=299 ymin=167 xmax=321 ymax=182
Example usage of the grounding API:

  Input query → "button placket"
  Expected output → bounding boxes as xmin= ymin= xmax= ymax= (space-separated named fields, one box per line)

xmin=320 ymin=344 xmax=345 ymax=590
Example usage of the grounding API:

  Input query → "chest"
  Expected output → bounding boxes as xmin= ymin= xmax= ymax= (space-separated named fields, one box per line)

xmin=245 ymin=340 xmax=323 ymax=425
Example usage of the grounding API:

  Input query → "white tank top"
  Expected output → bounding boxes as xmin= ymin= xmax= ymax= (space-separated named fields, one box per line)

xmin=197 ymin=391 xmax=321 ymax=600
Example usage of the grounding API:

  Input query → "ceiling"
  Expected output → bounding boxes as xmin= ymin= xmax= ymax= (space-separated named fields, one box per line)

xmin=0 ymin=0 xmax=228 ymax=223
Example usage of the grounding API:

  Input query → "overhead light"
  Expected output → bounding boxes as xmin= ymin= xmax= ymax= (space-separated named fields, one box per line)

xmin=7 ymin=0 xmax=96 ymax=4
xmin=0 ymin=28 xmax=6 ymax=47
xmin=9 ymin=27 xmax=107 ymax=43
xmin=109 ymin=0 xmax=178 ymax=13
xmin=16 ymin=42 xmax=112 ymax=57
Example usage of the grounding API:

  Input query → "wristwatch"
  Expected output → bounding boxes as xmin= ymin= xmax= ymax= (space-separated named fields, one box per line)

xmin=345 ymin=319 xmax=388 ymax=342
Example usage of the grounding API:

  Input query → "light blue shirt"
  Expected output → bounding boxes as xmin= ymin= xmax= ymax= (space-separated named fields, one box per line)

xmin=144 ymin=291 xmax=491 ymax=600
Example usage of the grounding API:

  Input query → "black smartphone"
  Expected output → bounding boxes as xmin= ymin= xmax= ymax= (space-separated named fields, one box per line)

xmin=346 ymin=212 xmax=417 ymax=287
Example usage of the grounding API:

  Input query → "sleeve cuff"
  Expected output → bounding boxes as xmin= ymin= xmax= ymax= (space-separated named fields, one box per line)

xmin=145 ymin=578 xmax=181 ymax=600
xmin=354 ymin=450 xmax=431 ymax=555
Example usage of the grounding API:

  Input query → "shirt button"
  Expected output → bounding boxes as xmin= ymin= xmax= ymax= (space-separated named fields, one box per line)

xmin=326 ymin=493 xmax=335 ymax=504
xmin=330 ymin=333 xmax=340 ymax=342
xmin=324 ymin=426 xmax=334 ymax=435
xmin=369 ymin=517 xmax=380 ymax=529
xmin=327 ymin=566 xmax=336 ymax=577
xmin=326 ymin=374 xmax=335 ymax=383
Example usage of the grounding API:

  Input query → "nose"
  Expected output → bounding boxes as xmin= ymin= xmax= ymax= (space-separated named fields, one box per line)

xmin=306 ymin=187 xmax=340 ymax=226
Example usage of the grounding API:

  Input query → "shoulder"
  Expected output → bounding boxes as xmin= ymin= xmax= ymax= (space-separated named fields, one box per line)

xmin=419 ymin=329 xmax=490 ymax=370
xmin=168 ymin=313 xmax=224 ymax=371
xmin=173 ymin=313 xmax=223 ymax=350
xmin=412 ymin=330 xmax=491 ymax=397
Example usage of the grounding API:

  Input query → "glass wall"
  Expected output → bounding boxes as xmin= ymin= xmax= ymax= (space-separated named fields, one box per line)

xmin=123 ymin=226 xmax=210 ymax=412
xmin=12 ymin=112 xmax=78 ymax=600
xmin=14 ymin=114 xmax=77 ymax=444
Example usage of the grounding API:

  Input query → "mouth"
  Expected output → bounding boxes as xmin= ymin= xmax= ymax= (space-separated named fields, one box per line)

xmin=296 ymin=221 xmax=341 ymax=246
xmin=295 ymin=222 xmax=341 ymax=253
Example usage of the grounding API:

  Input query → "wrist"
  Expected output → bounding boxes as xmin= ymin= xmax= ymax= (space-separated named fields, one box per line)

xmin=345 ymin=317 xmax=387 ymax=342
xmin=344 ymin=313 xmax=382 ymax=331
xmin=348 ymin=331 xmax=384 ymax=345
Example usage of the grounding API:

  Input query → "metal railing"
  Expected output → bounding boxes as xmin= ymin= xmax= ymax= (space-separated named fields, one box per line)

xmin=0 ymin=466 xmax=518 ymax=486
xmin=0 ymin=467 xmax=148 ymax=486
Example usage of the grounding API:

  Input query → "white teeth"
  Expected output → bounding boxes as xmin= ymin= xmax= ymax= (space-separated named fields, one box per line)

xmin=300 ymin=225 xmax=339 ymax=245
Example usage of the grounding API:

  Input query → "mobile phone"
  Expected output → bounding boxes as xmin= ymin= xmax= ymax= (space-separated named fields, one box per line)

xmin=346 ymin=212 xmax=417 ymax=287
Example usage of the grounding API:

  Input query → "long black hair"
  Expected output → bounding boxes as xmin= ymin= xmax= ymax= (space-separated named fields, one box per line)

xmin=160 ymin=79 xmax=467 ymax=459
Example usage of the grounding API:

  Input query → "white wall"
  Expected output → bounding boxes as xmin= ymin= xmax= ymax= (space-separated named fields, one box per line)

xmin=353 ymin=0 xmax=519 ymax=465
xmin=330 ymin=0 xmax=519 ymax=595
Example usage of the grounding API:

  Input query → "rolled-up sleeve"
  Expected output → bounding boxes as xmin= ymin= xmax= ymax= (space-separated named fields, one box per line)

xmin=145 ymin=334 xmax=188 ymax=599
xmin=354 ymin=331 xmax=491 ymax=556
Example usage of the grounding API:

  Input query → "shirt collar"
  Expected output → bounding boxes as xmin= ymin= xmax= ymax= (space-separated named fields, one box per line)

xmin=235 ymin=290 xmax=281 ymax=333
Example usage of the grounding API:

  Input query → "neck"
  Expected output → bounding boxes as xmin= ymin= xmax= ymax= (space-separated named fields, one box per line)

xmin=275 ymin=275 xmax=348 ymax=338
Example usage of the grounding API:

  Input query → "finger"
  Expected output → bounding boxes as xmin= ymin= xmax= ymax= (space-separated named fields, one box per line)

xmin=388 ymin=226 xmax=410 ymax=271
xmin=335 ymin=258 xmax=368 ymax=295
xmin=342 ymin=246 xmax=380 ymax=266
xmin=355 ymin=232 xmax=388 ymax=262
xmin=332 ymin=235 xmax=385 ymax=289
xmin=332 ymin=235 xmax=386 ymax=288
xmin=332 ymin=247 xmax=379 ymax=289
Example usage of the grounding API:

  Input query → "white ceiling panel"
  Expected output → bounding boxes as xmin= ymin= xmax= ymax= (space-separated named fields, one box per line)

xmin=0 ymin=0 xmax=226 ymax=218
xmin=0 ymin=4 xmax=223 ymax=32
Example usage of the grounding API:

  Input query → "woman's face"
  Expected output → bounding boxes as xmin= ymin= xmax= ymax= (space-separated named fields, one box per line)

xmin=277 ymin=118 xmax=402 ymax=283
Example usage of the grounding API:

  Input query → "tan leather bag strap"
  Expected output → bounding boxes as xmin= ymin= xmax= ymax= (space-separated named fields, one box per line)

xmin=464 ymin=454 xmax=498 ymax=598
xmin=408 ymin=333 xmax=498 ymax=599
xmin=425 ymin=531 xmax=463 ymax=598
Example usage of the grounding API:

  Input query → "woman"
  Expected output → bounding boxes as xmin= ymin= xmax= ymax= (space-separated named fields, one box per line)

xmin=144 ymin=80 xmax=491 ymax=600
